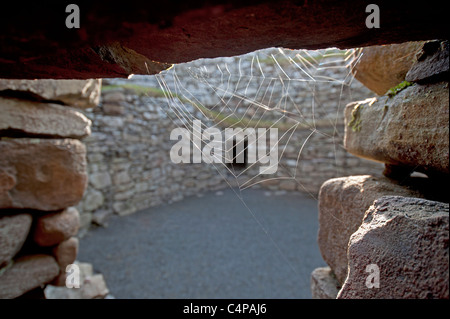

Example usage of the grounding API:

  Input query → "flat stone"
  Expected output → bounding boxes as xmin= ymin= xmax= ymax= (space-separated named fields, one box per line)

xmin=92 ymin=210 xmax=112 ymax=227
xmin=352 ymin=41 xmax=424 ymax=95
xmin=318 ymin=175 xmax=424 ymax=284
xmin=311 ymin=266 xmax=341 ymax=299
xmin=338 ymin=196 xmax=449 ymax=299
xmin=406 ymin=40 xmax=449 ymax=83
xmin=89 ymin=172 xmax=112 ymax=189
xmin=0 ymin=97 xmax=91 ymax=138
xmin=344 ymin=82 xmax=449 ymax=176
xmin=0 ymin=79 xmax=101 ymax=109
xmin=0 ymin=213 xmax=32 ymax=267
xmin=33 ymin=207 xmax=80 ymax=247
xmin=0 ymin=254 xmax=59 ymax=299
xmin=0 ymin=138 xmax=88 ymax=211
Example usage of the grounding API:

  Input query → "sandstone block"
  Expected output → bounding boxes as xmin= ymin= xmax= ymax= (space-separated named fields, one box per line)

xmin=0 ymin=254 xmax=59 ymax=299
xmin=406 ymin=40 xmax=449 ymax=83
xmin=33 ymin=207 xmax=80 ymax=247
xmin=52 ymin=237 xmax=79 ymax=269
xmin=311 ymin=267 xmax=341 ymax=299
xmin=351 ymin=41 xmax=424 ymax=95
xmin=318 ymin=175 xmax=423 ymax=284
xmin=337 ymin=196 xmax=449 ymax=299
xmin=0 ymin=213 xmax=32 ymax=266
xmin=344 ymin=82 xmax=449 ymax=176
xmin=0 ymin=79 xmax=101 ymax=109
xmin=0 ymin=97 xmax=91 ymax=138
xmin=0 ymin=138 xmax=88 ymax=211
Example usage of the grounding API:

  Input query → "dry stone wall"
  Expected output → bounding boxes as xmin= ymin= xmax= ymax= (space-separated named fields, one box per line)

xmin=0 ymin=79 xmax=106 ymax=298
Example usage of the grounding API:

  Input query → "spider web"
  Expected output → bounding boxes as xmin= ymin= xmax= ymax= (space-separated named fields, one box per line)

xmin=153 ymin=47 xmax=363 ymax=197
xmin=118 ymin=47 xmax=366 ymax=296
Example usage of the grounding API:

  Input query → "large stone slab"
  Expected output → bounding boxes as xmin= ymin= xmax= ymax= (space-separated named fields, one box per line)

xmin=0 ymin=97 xmax=91 ymax=138
xmin=406 ymin=40 xmax=449 ymax=83
xmin=311 ymin=267 xmax=341 ymax=299
xmin=338 ymin=196 xmax=449 ymax=299
xmin=0 ymin=213 xmax=32 ymax=267
xmin=344 ymin=82 xmax=449 ymax=176
xmin=351 ymin=42 xmax=424 ymax=95
xmin=33 ymin=208 xmax=80 ymax=247
xmin=318 ymin=175 xmax=424 ymax=284
xmin=0 ymin=138 xmax=88 ymax=211
xmin=0 ymin=254 xmax=59 ymax=299
xmin=0 ymin=79 xmax=101 ymax=109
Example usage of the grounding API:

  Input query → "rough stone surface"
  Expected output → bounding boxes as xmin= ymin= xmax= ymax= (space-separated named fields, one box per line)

xmin=406 ymin=40 xmax=449 ymax=83
xmin=338 ymin=196 xmax=449 ymax=299
xmin=0 ymin=79 xmax=101 ymax=109
xmin=0 ymin=138 xmax=87 ymax=211
xmin=351 ymin=42 xmax=424 ymax=95
xmin=0 ymin=254 xmax=59 ymax=299
xmin=311 ymin=266 xmax=341 ymax=299
xmin=0 ymin=213 xmax=32 ymax=267
xmin=0 ymin=97 xmax=91 ymax=138
xmin=52 ymin=237 xmax=79 ymax=269
xmin=0 ymin=1 xmax=446 ymax=79
xmin=344 ymin=82 xmax=449 ymax=176
xmin=33 ymin=207 xmax=80 ymax=247
xmin=318 ymin=175 xmax=424 ymax=284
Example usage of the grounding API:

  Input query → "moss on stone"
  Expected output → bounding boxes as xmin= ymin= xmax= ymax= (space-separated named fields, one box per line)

xmin=387 ymin=81 xmax=413 ymax=98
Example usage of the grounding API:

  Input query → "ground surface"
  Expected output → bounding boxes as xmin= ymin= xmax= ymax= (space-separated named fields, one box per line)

xmin=78 ymin=187 xmax=326 ymax=298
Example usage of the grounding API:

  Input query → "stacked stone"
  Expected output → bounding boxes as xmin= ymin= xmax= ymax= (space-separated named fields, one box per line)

xmin=312 ymin=40 xmax=449 ymax=299
xmin=0 ymin=79 xmax=101 ymax=298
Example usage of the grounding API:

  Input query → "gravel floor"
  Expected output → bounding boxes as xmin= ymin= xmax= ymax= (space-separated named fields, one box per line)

xmin=78 ymin=188 xmax=326 ymax=299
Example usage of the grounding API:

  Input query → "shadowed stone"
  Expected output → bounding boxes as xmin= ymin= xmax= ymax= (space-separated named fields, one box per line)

xmin=318 ymin=175 xmax=424 ymax=284
xmin=0 ymin=213 xmax=32 ymax=267
xmin=311 ymin=266 xmax=341 ymax=299
xmin=0 ymin=254 xmax=59 ymax=299
xmin=338 ymin=196 xmax=449 ymax=299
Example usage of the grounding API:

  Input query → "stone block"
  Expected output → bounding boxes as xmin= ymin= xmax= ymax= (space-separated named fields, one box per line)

xmin=0 ymin=79 xmax=101 ymax=109
xmin=0 ymin=213 xmax=32 ymax=266
xmin=337 ymin=196 xmax=449 ymax=299
xmin=0 ymin=97 xmax=91 ymax=138
xmin=0 ymin=254 xmax=59 ymax=299
xmin=318 ymin=175 xmax=424 ymax=284
xmin=33 ymin=207 xmax=80 ymax=247
xmin=344 ymin=82 xmax=449 ymax=176
xmin=0 ymin=138 xmax=88 ymax=211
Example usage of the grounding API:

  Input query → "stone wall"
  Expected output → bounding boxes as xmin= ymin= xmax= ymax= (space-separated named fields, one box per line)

xmin=76 ymin=48 xmax=383 ymax=232
xmin=312 ymin=40 xmax=449 ymax=299
xmin=0 ymin=79 xmax=108 ymax=298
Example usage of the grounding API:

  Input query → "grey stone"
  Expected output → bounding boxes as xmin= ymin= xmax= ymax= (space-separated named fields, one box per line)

xmin=0 ymin=97 xmax=91 ymax=138
xmin=406 ymin=40 xmax=449 ymax=83
xmin=311 ymin=267 xmax=341 ymax=299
